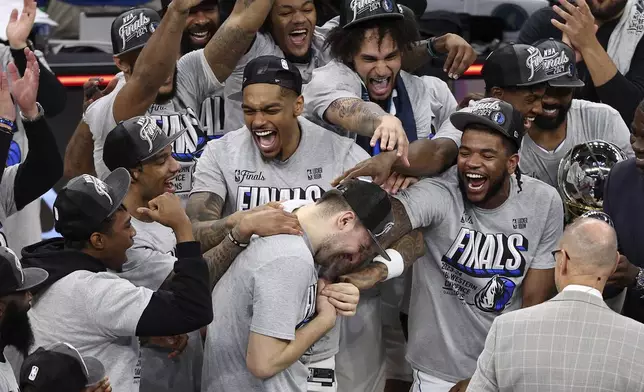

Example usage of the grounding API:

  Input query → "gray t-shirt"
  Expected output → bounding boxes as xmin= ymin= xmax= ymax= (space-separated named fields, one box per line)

xmin=84 ymin=50 xmax=224 ymax=202
xmin=0 ymin=166 xmax=19 ymax=248
xmin=201 ymin=233 xmax=318 ymax=392
xmin=222 ymin=18 xmax=338 ymax=132
xmin=29 ymin=271 xmax=154 ymax=392
xmin=302 ymin=60 xmax=457 ymax=141
xmin=118 ymin=217 xmax=203 ymax=392
xmin=0 ymin=357 xmax=18 ymax=392
xmin=520 ymin=99 xmax=635 ymax=187
xmin=191 ymin=116 xmax=370 ymax=216
xmin=394 ymin=167 xmax=563 ymax=382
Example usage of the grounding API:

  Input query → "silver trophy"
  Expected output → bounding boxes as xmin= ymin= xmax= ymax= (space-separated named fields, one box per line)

xmin=557 ymin=140 xmax=628 ymax=219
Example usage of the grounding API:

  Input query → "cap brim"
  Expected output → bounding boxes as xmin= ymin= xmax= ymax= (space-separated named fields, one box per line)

xmin=344 ymin=13 xmax=404 ymax=29
xmin=547 ymin=77 xmax=585 ymax=88
xmin=103 ymin=168 xmax=131 ymax=216
xmin=114 ymin=44 xmax=144 ymax=57
xmin=368 ymin=230 xmax=391 ymax=261
xmin=451 ymin=111 xmax=507 ymax=135
xmin=515 ymin=71 xmax=562 ymax=87
xmin=367 ymin=209 xmax=394 ymax=261
xmin=18 ymin=267 xmax=48 ymax=292
xmin=141 ymin=127 xmax=188 ymax=163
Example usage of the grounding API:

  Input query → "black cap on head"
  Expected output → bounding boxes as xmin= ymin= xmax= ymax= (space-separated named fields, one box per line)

xmin=341 ymin=0 xmax=405 ymax=28
xmin=53 ymin=169 xmax=131 ymax=241
xmin=450 ymin=98 xmax=525 ymax=149
xmin=111 ymin=8 xmax=161 ymax=56
xmin=332 ymin=179 xmax=394 ymax=261
xmin=534 ymin=38 xmax=585 ymax=88
xmin=103 ymin=116 xmax=185 ymax=171
xmin=20 ymin=342 xmax=106 ymax=391
xmin=482 ymin=44 xmax=561 ymax=88
xmin=0 ymin=246 xmax=48 ymax=298
xmin=229 ymin=55 xmax=303 ymax=102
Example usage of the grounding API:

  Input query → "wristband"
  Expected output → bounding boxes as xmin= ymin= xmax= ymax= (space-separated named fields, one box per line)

xmin=0 ymin=118 xmax=15 ymax=132
xmin=426 ymin=37 xmax=439 ymax=58
xmin=373 ymin=249 xmax=404 ymax=281
xmin=228 ymin=231 xmax=248 ymax=248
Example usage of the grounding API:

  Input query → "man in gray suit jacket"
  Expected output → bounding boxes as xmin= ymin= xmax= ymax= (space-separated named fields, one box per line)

xmin=468 ymin=217 xmax=644 ymax=392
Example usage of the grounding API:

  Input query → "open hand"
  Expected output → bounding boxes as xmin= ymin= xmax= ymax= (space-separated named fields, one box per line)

xmin=372 ymin=115 xmax=410 ymax=166
xmin=382 ymin=172 xmax=418 ymax=195
xmin=551 ymin=0 xmax=599 ymax=54
xmin=8 ymin=48 xmax=40 ymax=117
xmin=237 ymin=207 xmax=303 ymax=242
xmin=0 ymin=71 xmax=16 ymax=123
xmin=6 ymin=0 xmax=37 ymax=49
xmin=147 ymin=334 xmax=189 ymax=359
xmin=332 ymin=152 xmax=398 ymax=186
xmin=169 ymin=0 xmax=205 ymax=13
xmin=432 ymin=33 xmax=477 ymax=79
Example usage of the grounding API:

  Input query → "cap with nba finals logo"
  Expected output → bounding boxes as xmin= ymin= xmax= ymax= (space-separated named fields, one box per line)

xmin=20 ymin=342 xmax=106 ymax=391
xmin=0 ymin=246 xmax=48 ymax=297
xmin=450 ymin=98 xmax=525 ymax=149
xmin=229 ymin=55 xmax=303 ymax=102
xmin=103 ymin=116 xmax=186 ymax=171
xmin=111 ymin=7 xmax=161 ymax=56
xmin=534 ymin=38 xmax=585 ymax=88
xmin=53 ymin=168 xmax=131 ymax=241
xmin=332 ymin=179 xmax=394 ymax=261
xmin=482 ymin=43 xmax=561 ymax=89
xmin=341 ymin=0 xmax=404 ymax=28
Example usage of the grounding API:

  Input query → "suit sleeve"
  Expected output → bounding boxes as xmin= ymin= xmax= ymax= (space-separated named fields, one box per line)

xmin=468 ymin=318 xmax=500 ymax=391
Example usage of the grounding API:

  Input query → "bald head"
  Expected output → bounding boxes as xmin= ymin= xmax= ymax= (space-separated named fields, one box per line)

xmin=560 ymin=217 xmax=618 ymax=275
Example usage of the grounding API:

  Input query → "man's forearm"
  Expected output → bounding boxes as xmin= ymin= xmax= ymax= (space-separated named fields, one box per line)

xmin=64 ymin=121 xmax=96 ymax=179
xmin=186 ymin=192 xmax=230 ymax=252
xmin=325 ymin=98 xmax=386 ymax=136
xmin=581 ymin=40 xmax=619 ymax=88
xmin=392 ymin=138 xmax=457 ymax=177
xmin=402 ymin=39 xmax=432 ymax=73
xmin=202 ymin=229 xmax=245 ymax=290
xmin=204 ymin=0 xmax=275 ymax=81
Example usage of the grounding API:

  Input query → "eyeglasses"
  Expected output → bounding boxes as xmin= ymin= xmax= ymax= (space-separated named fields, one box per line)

xmin=551 ymin=249 xmax=563 ymax=261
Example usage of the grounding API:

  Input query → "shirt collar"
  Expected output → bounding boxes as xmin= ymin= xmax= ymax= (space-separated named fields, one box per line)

xmin=562 ymin=284 xmax=603 ymax=299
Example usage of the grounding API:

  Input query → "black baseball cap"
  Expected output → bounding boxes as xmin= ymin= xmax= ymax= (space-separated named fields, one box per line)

xmin=450 ymin=98 xmax=525 ymax=149
xmin=111 ymin=8 xmax=161 ymax=56
xmin=482 ymin=43 xmax=561 ymax=89
xmin=228 ymin=55 xmax=303 ymax=102
xmin=0 ymin=246 xmax=48 ymax=298
xmin=20 ymin=342 xmax=106 ymax=391
xmin=53 ymin=169 xmax=131 ymax=241
xmin=341 ymin=0 xmax=405 ymax=29
xmin=103 ymin=116 xmax=186 ymax=171
xmin=331 ymin=179 xmax=394 ymax=261
xmin=534 ymin=38 xmax=585 ymax=88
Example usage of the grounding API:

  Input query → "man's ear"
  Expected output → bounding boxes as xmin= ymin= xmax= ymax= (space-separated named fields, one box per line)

xmin=507 ymin=153 xmax=519 ymax=175
xmin=129 ymin=167 xmax=142 ymax=183
xmin=489 ymin=87 xmax=504 ymax=99
xmin=89 ymin=232 xmax=106 ymax=251
xmin=293 ymin=95 xmax=304 ymax=117
xmin=113 ymin=56 xmax=132 ymax=75
xmin=337 ymin=211 xmax=358 ymax=231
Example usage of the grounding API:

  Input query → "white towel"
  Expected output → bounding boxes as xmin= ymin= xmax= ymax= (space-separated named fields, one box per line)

xmin=606 ymin=0 xmax=644 ymax=75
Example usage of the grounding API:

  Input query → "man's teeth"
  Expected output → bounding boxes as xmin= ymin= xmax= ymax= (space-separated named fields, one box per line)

xmin=290 ymin=29 xmax=307 ymax=35
xmin=190 ymin=31 xmax=209 ymax=38
xmin=526 ymin=116 xmax=535 ymax=121
xmin=255 ymin=130 xmax=273 ymax=137
xmin=466 ymin=173 xmax=484 ymax=179
xmin=371 ymin=77 xmax=388 ymax=83
xmin=543 ymin=108 xmax=557 ymax=115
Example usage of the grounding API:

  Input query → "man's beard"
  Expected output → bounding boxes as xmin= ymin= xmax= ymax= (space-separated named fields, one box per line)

xmin=589 ymin=0 xmax=628 ymax=20
xmin=458 ymin=170 xmax=509 ymax=207
xmin=1 ymin=302 xmax=34 ymax=357
xmin=180 ymin=22 xmax=218 ymax=55
xmin=155 ymin=68 xmax=179 ymax=105
xmin=533 ymin=99 xmax=573 ymax=130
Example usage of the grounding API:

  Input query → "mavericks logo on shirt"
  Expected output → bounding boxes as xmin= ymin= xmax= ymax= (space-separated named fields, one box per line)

xmin=439 ymin=226 xmax=528 ymax=313
xmin=235 ymin=185 xmax=325 ymax=210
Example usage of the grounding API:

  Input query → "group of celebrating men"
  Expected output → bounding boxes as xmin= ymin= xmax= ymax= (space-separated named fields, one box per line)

xmin=0 ymin=0 xmax=642 ymax=391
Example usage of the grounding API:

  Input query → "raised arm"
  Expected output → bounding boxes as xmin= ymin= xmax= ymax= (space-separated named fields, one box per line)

xmin=112 ymin=0 xmax=200 ymax=123
xmin=202 ymin=0 xmax=275 ymax=82
xmin=402 ymin=34 xmax=477 ymax=79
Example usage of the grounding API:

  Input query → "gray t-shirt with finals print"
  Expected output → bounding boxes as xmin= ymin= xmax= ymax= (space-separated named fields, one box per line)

xmin=191 ymin=116 xmax=370 ymax=217
xmin=84 ymin=50 xmax=224 ymax=203
xmin=201 ymin=233 xmax=318 ymax=392
xmin=519 ymin=99 xmax=635 ymax=187
xmin=118 ymin=218 xmax=203 ymax=392
xmin=394 ymin=167 xmax=563 ymax=382
xmin=29 ymin=271 xmax=153 ymax=392
xmin=302 ymin=60 xmax=457 ymax=141
xmin=223 ymin=18 xmax=338 ymax=132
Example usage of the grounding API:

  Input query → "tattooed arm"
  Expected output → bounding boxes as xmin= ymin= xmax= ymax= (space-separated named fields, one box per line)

xmin=186 ymin=192 xmax=235 ymax=253
xmin=339 ymin=198 xmax=423 ymax=290
xmin=203 ymin=0 xmax=275 ymax=82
